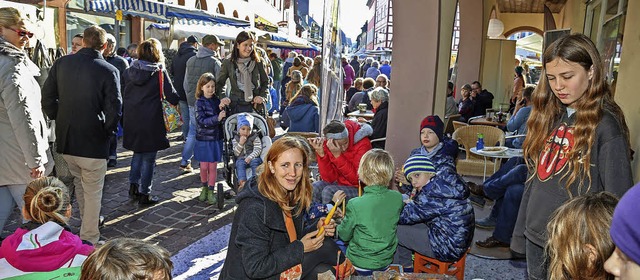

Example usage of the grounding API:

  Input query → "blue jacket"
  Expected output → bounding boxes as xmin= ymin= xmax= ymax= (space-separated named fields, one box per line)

xmin=379 ymin=64 xmax=391 ymax=80
xmin=195 ymin=96 xmax=224 ymax=141
xmin=282 ymin=95 xmax=319 ymax=133
xmin=268 ymin=86 xmax=279 ymax=113
xmin=399 ymin=173 xmax=474 ymax=262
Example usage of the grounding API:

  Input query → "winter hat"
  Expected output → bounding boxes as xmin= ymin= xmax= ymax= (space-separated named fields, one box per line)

xmin=420 ymin=115 xmax=444 ymax=141
xmin=291 ymin=70 xmax=303 ymax=82
xmin=186 ymin=35 xmax=199 ymax=44
xmin=610 ymin=182 xmax=640 ymax=265
xmin=403 ymin=154 xmax=435 ymax=181
xmin=237 ymin=113 xmax=254 ymax=130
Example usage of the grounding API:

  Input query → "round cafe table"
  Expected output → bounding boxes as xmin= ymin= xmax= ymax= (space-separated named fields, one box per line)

xmin=469 ymin=117 xmax=506 ymax=127
xmin=347 ymin=110 xmax=374 ymax=120
xmin=470 ymin=147 xmax=523 ymax=181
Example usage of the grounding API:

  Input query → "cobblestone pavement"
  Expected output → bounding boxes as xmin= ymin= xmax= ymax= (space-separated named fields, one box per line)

xmin=1 ymin=132 xmax=236 ymax=254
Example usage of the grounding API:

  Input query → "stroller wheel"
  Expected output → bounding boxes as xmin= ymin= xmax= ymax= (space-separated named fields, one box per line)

xmin=217 ymin=183 xmax=224 ymax=210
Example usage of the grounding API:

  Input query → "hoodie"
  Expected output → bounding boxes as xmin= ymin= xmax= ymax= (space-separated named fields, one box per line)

xmin=170 ymin=42 xmax=197 ymax=101
xmin=282 ymin=95 xmax=319 ymax=133
xmin=511 ymin=109 xmax=633 ymax=253
xmin=317 ymin=120 xmax=373 ymax=187
xmin=122 ymin=60 xmax=179 ymax=152
xmin=0 ymin=222 xmax=93 ymax=279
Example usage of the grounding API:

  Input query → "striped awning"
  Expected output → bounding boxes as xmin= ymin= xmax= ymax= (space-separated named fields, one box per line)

xmin=85 ymin=0 xmax=249 ymax=27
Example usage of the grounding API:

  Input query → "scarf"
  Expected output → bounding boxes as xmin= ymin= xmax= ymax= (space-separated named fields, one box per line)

xmin=419 ymin=142 xmax=443 ymax=158
xmin=236 ymin=57 xmax=256 ymax=102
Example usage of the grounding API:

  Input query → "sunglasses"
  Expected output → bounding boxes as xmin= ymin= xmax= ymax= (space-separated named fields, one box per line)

xmin=6 ymin=27 xmax=34 ymax=38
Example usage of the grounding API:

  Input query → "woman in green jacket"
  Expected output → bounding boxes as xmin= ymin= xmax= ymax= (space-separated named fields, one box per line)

xmin=216 ymin=31 xmax=269 ymax=114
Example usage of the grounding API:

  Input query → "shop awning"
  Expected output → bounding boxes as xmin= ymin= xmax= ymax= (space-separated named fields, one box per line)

xmin=86 ymin=0 xmax=249 ymax=27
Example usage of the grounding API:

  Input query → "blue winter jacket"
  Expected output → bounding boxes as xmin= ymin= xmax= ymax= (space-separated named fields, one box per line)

xmin=399 ymin=170 xmax=474 ymax=262
xmin=282 ymin=95 xmax=320 ymax=133
xmin=195 ymin=96 xmax=224 ymax=141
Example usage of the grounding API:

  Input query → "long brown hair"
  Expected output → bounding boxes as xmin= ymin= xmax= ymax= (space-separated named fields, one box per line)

xmin=258 ymin=136 xmax=312 ymax=216
xmin=546 ymin=192 xmax=618 ymax=280
xmin=290 ymin=84 xmax=319 ymax=106
xmin=195 ymin=72 xmax=215 ymax=99
xmin=230 ymin=31 xmax=259 ymax=63
xmin=306 ymin=55 xmax=322 ymax=87
xmin=523 ymin=34 xmax=629 ymax=193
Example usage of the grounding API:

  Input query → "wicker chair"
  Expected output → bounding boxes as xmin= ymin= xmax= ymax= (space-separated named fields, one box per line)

xmin=451 ymin=125 xmax=505 ymax=177
xmin=452 ymin=121 xmax=468 ymax=132
xmin=444 ymin=114 xmax=461 ymax=137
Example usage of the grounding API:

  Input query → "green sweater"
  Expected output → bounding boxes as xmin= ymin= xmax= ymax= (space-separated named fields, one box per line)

xmin=337 ymin=185 xmax=403 ymax=270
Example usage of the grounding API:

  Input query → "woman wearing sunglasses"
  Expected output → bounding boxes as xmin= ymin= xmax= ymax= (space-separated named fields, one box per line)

xmin=0 ymin=7 xmax=51 ymax=234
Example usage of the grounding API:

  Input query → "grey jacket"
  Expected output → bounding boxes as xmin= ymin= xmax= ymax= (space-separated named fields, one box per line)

xmin=0 ymin=39 xmax=51 ymax=185
xmin=183 ymin=47 xmax=222 ymax=106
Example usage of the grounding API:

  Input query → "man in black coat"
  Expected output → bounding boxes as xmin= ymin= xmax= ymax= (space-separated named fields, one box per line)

xmin=169 ymin=35 xmax=198 ymax=141
xmin=103 ymin=33 xmax=129 ymax=167
xmin=471 ymin=81 xmax=495 ymax=117
xmin=42 ymin=25 xmax=122 ymax=245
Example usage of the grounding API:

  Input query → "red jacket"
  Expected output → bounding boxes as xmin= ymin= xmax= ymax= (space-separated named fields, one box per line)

xmin=317 ymin=120 xmax=372 ymax=187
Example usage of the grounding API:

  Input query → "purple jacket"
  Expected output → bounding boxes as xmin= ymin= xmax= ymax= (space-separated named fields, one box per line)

xmin=342 ymin=62 xmax=355 ymax=86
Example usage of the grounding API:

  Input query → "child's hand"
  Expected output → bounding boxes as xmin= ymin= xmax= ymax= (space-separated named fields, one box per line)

xmin=218 ymin=110 xmax=226 ymax=121
xmin=395 ymin=169 xmax=409 ymax=185
xmin=220 ymin=97 xmax=231 ymax=109
xmin=332 ymin=190 xmax=346 ymax=205
xmin=301 ymin=230 xmax=324 ymax=253
xmin=239 ymin=135 xmax=248 ymax=145
xmin=326 ymin=139 xmax=342 ymax=158
xmin=357 ymin=117 xmax=367 ymax=123
xmin=317 ymin=218 xmax=337 ymax=237
xmin=245 ymin=157 xmax=251 ymax=164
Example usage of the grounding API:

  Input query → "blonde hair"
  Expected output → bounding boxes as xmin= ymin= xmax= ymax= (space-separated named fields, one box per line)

xmin=0 ymin=7 xmax=24 ymax=28
xmin=358 ymin=149 xmax=394 ymax=187
xmin=195 ymin=72 xmax=216 ymax=99
xmin=137 ymin=38 xmax=164 ymax=64
xmin=23 ymin=177 xmax=71 ymax=225
xmin=546 ymin=192 xmax=618 ymax=280
xmin=354 ymin=78 xmax=364 ymax=89
xmin=290 ymin=84 xmax=318 ymax=106
xmin=258 ymin=136 xmax=312 ymax=217
xmin=80 ymin=238 xmax=173 ymax=280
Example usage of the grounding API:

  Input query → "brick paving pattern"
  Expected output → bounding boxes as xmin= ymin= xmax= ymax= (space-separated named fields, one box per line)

xmin=1 ymin=132 xmax=235 ymax=254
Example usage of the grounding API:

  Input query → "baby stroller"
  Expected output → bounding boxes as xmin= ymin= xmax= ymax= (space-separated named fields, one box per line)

xmin=222 ymin=109 xmax=272 ymax=197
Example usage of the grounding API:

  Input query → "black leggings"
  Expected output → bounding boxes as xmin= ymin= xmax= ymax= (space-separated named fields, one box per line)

xmin=301 ymin=239 xmax=345 ymax=280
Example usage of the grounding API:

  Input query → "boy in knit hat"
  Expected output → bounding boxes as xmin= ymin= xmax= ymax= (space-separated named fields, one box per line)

xmin=605 ymin=182 xmax=640 ymax=278
xmin=394 ymin=154 xmax=474 ymax=267
xmin=232 ymin=113 xmax=262 ymax=190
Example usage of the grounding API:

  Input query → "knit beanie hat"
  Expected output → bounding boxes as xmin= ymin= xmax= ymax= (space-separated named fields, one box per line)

xmin=403 ymin=154 xmax=435 ymax=181
xmin=420 ymin=115 xmax=444 ymax=142
xmin=237 ymin=113 xmax=254 ymax=130
xmin=610 ymin=182 xmax=640 ymax=265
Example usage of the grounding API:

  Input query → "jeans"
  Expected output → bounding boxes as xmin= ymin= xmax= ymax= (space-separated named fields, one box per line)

xmin=109 ymin=135 xmax=117 ymax=160
xmin=483 ymin=157 xmax=526 ymax=200
xmin=311 ymin=181 xmax=360 ymax=204
xmin=179 ymin=100 xmax=190 ymax=138
xmin=181 ymin=106 xmax=197 ymax=166
xmin=63 ymin=154 xmax=107 ymax=244
xmin=129 ymin=151 xmax=158 ymax=195
xmin=492 ymin=183 xmax=525 ymax=243
xmin=236 ymin=157 xmax=262 ymax=181
xmin=0 ymin=184 xmax=27 ymax=232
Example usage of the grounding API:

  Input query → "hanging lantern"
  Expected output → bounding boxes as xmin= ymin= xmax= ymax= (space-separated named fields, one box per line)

xmin=487 ymin=18 xmax=504 ymax=38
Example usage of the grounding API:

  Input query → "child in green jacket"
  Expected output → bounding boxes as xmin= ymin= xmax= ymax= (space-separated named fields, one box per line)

xmin=337 ymin=149 xmax=403 ymax=275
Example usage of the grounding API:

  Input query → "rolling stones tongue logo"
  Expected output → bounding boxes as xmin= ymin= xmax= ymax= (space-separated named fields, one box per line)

xmin=537 ymin=124 xmax=575 ymax=181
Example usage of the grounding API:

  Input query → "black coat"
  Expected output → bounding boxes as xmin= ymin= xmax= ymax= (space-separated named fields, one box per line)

xmin=169 ymin=42 xmax=196 ymax=101
xmin=122 ymin=61 xmax=179 ymax=153
xmin=42 ymin=48 xmax=122 ymax=159
xmin=370 ymin=101 xmax=388 ymax=149
xmin=221 ymin=177 xmax=305 ymax=279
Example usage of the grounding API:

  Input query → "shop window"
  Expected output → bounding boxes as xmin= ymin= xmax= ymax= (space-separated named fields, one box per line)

xmin=66 ymin=11 xmax=131 ymax=53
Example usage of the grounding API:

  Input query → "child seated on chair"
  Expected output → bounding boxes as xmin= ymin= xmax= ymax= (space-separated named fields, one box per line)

xmin=232 ymin=113 xmax=263 ymax=190
xmin=0 ymin=177 xmax=94 ymax=279
xmin=394 ymin=115 xmax=459 ymax=194
xmin=394 ymin=154 xmax=473 ymax=267
xmin=337 ymin=149 xmax=403 ymax=275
